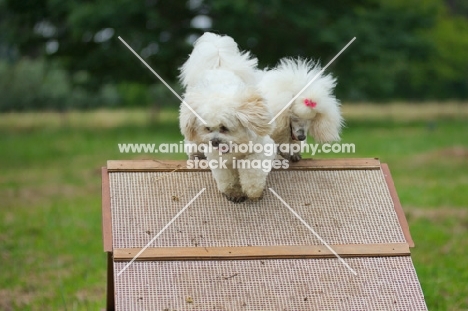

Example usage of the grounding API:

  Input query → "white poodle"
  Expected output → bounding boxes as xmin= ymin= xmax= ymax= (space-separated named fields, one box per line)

xmin=179 ymin=32 xmax=275 ymax=203
xmin=258 ymin=58 xmax=343 ymax=162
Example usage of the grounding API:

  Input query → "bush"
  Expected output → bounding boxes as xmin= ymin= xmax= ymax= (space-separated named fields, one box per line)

xmin=0 ymin=58 xmax=122 ymax=112
xmin=0 ymin=58 xmax=184 ymax=112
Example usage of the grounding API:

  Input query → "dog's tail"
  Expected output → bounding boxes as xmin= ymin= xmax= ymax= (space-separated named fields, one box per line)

xmin=179 ymin=32 xmax=258 ymax=88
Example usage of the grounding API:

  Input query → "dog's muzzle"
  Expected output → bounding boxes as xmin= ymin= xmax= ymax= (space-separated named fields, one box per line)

xmin=210 ymin=138 xmax=221 ymax=148
xmin=291 ymin=127 xmax=306 ymax=141
xmin=210 ymin=138 xmax=230 ymax=154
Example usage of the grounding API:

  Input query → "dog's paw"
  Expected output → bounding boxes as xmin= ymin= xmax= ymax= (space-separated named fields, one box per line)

xmin=248 ymin=194 xmax=264 ymax=202
xmin=290 ymin=153 xmax=302 ymax=162
xmin=223 ymin=193 xmax=247 ymax=203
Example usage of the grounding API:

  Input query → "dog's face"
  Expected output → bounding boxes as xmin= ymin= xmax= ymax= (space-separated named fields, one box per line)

xmin=200 ymin=118 xmax=251 ymax=151
xmin=290 ymin=114 xmax=311 ymax=141
xmin=287 ymin=96 xmax=342 ymax=143
xmin=289 ymin=97 xmax=317 ymax=142
xmin=180 ymin=90 xmax=272 ymax=153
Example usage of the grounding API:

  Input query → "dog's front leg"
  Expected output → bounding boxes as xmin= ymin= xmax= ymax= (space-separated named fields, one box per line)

xmin=237 ymin=154 xmax=272 ymax=201
xmin=278 ymin=141 xmax=302 ymax=162
xmin=290 ymin=141 xmax=302 ymax=162
xmin=210 ymin=165 xmax=246 ymax=203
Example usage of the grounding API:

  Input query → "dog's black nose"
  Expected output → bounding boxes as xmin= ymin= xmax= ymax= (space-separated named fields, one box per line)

xmin=297 ymin=134 xmax=306 ymax=141
xmin=210 ymin=138 xmax=221 ymax=147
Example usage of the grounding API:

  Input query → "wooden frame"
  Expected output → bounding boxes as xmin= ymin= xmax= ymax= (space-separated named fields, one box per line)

xmin=106 ymin=252 xmax=115 ymax=311
xmin=381 ymin=163 xmax=414 ymax=247
xmin=101 ymin=167 xmax=113 ymax=252
xmin=106 ymin=158 xmax=381 ymax=172
xmin=101 ymin=168 xmax=114 ymax=311
xmin=114 ymin=243 xmax=410 ymax=261
xmin=101 ymin=158 xmax=414 ymax=310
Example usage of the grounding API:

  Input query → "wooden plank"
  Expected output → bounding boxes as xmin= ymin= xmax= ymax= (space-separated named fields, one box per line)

xmin=102 ymin=167 xmax=113 ymax=252
xmin=106 ymin=252 xmax=115 ymax=311
xmin=107 ymin=159 xmax=186 ymax=172
xmin=381 ymin=164 xmax=415 ymax=247
xmin=288 ymin=158 xmax=380 ymax=170
xmin=107 ymin=158 xmax=381 ymax=172
xmin=113 ymin=243 xmax=410 ymax=261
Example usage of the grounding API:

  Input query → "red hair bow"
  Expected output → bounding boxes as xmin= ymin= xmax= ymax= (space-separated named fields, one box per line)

xmin=304 ymin=98 xmax=317 ymax=108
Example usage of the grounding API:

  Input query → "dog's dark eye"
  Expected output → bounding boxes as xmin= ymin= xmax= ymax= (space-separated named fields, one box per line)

xmin=205 ymin=127 xmax=211 ymax=132
xmin=220 ymin=126 xmax=229 ymax=133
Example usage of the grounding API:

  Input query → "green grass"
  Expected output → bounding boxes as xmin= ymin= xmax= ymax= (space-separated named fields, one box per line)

xmin=0 ymin=107 xmax=467 ymax=310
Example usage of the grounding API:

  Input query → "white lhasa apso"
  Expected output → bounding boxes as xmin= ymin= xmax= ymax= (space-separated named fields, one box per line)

xmin=179 ymin=32 xmax=275 ymax=203
xmin=258 ymin=58 xmax=343 ymax=162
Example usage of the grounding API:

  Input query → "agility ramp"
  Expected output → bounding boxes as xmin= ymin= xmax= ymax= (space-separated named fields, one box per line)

xmin=101 ymin=158 xmax=427 ymax=310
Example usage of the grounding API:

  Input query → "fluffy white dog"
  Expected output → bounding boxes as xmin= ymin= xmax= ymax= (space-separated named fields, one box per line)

xmin=179 ymin=32 xmax=275 ymax=203
xmin=258 ymin=58 xmax=343 ymax=162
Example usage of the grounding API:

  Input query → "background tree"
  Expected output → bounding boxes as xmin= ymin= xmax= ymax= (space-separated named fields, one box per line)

xmin=0 ymin=0 xmax=467 ymax=111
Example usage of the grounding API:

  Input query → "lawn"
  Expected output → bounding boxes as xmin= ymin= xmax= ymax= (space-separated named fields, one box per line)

xmin=0 ymin=104 xmax=467 ymax=310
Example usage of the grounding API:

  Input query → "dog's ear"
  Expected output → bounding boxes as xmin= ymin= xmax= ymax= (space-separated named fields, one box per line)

xmin=274 ymin=110 xmax=290 ymax=138
xmin=179 ymin=104 xmax=199 ymax=141
xmin=236 ymin=94 xmax=272 ymax=137
xmin=309 ymin=107 xmax=343 ymax=143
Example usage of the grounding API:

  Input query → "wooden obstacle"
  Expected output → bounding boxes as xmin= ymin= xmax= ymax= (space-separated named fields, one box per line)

xmin=102 ymin=158 xmax=427 ymax=310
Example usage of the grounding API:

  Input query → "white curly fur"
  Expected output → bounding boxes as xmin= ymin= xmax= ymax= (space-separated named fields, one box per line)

xmin=258 ymin=58 xmax=343 ymax=161
xmin=179 ymin=32 xmax=258 ymax=88
xmin=179 ymin=32 xmax=274 ymax=202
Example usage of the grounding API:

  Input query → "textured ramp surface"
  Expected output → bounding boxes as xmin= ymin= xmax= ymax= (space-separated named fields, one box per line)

xmin=114 ymin=256 xmax=426 ymax=311
xmin=110 ymin=170 xmax=406 ymax=248
xmin=108 ymin=168 xmax=426 ymax=310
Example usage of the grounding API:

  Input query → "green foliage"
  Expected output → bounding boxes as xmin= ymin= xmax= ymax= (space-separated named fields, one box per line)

xmin=207 ymin=0 xmax=449 ymax=101
xmin=0 ymin=58 xmax=122 ymax=111
xmin=0 ymin=58 xmax=184 ymax=111
xmin=393 ymin=0 xmax=468 ymax=100
xmin=116 ymin=82 xmax=184 ymax=108
xmin=1 ymin=0 xmax=468 ymax=105
xmin=425 ymin=14 xmax=468 ymax=98
xmin=0 ymin=0 xmax=198 ymax=88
